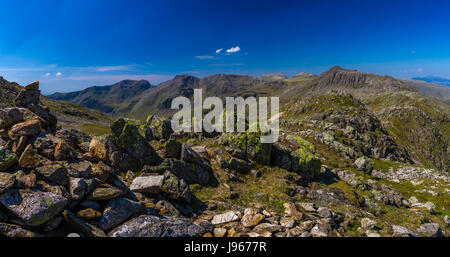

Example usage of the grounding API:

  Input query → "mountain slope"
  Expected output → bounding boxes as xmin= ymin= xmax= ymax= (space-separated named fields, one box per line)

xmin=401 ymin=78 xmax=450 ymax=104
xmin=48 ymin=80 xmax=152 ymax=115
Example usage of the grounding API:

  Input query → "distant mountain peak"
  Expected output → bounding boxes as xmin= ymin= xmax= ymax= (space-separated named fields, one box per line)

xmin=309 ymin=66 xmax=413 ymax=94
xmin=294 ymin=72 xmax=314 ymax=77
xmin=258 ymin=73 xmax=288 ymax=81
xmin=325 ymin=66 xmax=357 ymax=74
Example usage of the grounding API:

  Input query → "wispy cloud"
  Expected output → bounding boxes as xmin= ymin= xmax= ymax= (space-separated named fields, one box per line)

xmin=208 ymin=63 xmax=244 ymax=67
xmin=56 ymin=72 xmax=62 ymax=76
xmin=416 ymin=68 xmax=423 ymax=73
xmin=95 ymin=64 xmax=136 ymax=72
xmin=45 ymin=73 xmax=51 ymax=77
xmin=226 ymin=46 xmax=240 ymax=53
xmin=215 ymin=48 xmax=223 ymax=54
xmin=45 ymin=74 xmax=172 ymax=83
xmin=195 ymin=55 xmax=215 ymax=60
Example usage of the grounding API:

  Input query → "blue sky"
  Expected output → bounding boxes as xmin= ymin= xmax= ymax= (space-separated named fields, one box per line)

xmin=0 ymin=0 xmax=450 ymax=94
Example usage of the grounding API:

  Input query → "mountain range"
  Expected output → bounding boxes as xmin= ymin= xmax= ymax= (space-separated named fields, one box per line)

xmin=48 ymin=66 xmax=450 ymax=119
xmin=45 ymin=66 xmax=450 ymax=172
xmin=0 ymin=66 xmax=449 ymax=238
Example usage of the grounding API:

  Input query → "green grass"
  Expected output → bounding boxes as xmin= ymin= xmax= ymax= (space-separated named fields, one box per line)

xmin=192 ymin=156 xmax=293 ymax=213
xmin=64 ymin=123 xmax=111 ymax=136
xmin=372 ymin=159 xmax=403 ymax=170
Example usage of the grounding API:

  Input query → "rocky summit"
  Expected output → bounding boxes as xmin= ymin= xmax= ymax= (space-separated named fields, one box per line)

xmin=0 ymin=70 xmax=449 ymax=238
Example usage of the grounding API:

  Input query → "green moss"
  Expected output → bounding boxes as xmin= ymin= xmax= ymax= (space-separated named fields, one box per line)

xmin=287 ymin=135 xmax=316 ymax=154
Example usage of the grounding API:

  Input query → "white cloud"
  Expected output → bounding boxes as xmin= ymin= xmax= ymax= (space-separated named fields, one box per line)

xmin=226 ymin=46 xmax=240 ymax=53
xmin=95 ymin=65 xmax=135 ymax=72
xmin=195 ymin=55 xmax=215 ymax=60
xmin=215 ymin=48 xmax=223 ymax=54
xmin=45 ymin=73 xmax=51 ymax=76
xmin=56 ymin=72 xmax=62 ymax=76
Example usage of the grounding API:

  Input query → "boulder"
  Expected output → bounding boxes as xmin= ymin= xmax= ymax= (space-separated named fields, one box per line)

xmin=40 ymin=183 xmax=70 ymax=205
xmin=227 ymin=157 xmax=253 ymax=174
xmin=0 ymin=147 xmax=17 ymax=172
xmin=417 ymin=223 xmax=443 ymax=237
xmin=213 ymin=227 xmax=227 ymax=237
xmin=0 ymin=108 xmax=23 ymax=129
xmin=89 ymin=137 xmax=108 ymax=161
xmin=18 ymin=144 xmax=39 ymax=169
xmin=158 ymin=158 xmax=211 ymax=186
xmin=14 ymin=171 xmax=37 ymax=188
xmin=110 ymin=118 xmax=160 ymax=169
xmin=25 ymin=81 xmax=39 ymax=90
xmin=109 ymin=150 xmax=139 ymax=172
xmin=354 ymin=157 xmax=374 ymax=173
xmin=146 ymin=115 xmax=172 ymax=140
xmin=54 ymin=139 xmax=75 ymax=161
xmin=69 ymin=177 xmax=88 ymax=208
xmin=0 ymin=172 xmax=15 ymax=194
xmin=241 ymin=208 xmax=264 ymax=228
xmin=69 ymin=161 xmax=92 ymax=178
xmin=91 ymin=161 xmax=113 ymax=183
xmin=130 ymin=175 xmax=164 ymax=194
xmin=0 ymin=222 xmax=40 ymax=237
xmin=62 ymin=210 xmax=106 ymax=237
xmin=12 ymin=136 xmax=28 ymax=156
xmin=79 ymin=201 xmax=102 ymax=211
xmin=99 ymin=197 xmax=142 ymax=230
xmin=14 ymin=87 xmax=40 ymax=107
xmin=77 ymin=208 xmax=102 ymax=221
xmin=297 ymin=202 xmax=316 ymax=212
xmin=33 ymin=134 xmax=56 ymax=159
xmin=108 ymin=215 xmax=202 ymax=237
xmin=361 ymin=218 xmax=377 ymax=230
xmin=317 ymin=207 xmax=333 ymax=218
xmin=165 ymin=139 xmax=182 ymax=158
xmin=272 ymin=137 xmax=321 ymax=177
xmin=87 ymin=187 xmax=122 ymax=201
xmin=283 ymin=202 xmax=303 ymax=221
xmin=41 ymin=216 xmax=63 ymax=232
xmin=211 ymin=211 xmax=240 ymax=225
xmin=161 ymin=171 xmax=192 ymax=203
xmin=36 ymin=164 xmax=69 ymax=186
xmin=8 ymin=119 xmax=41 ymax=140
xmin=220 ymin=131 xmax=272 ymax=166
xmin=392 ymin=225 xmax=416 ymax=237
xmin=181 ymin=143 xmax=204 ymax=164
xmin=280 ymin=217 xmax=295 ymax=228
xmin=0 ymin=189 xmax=68 ymax=227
